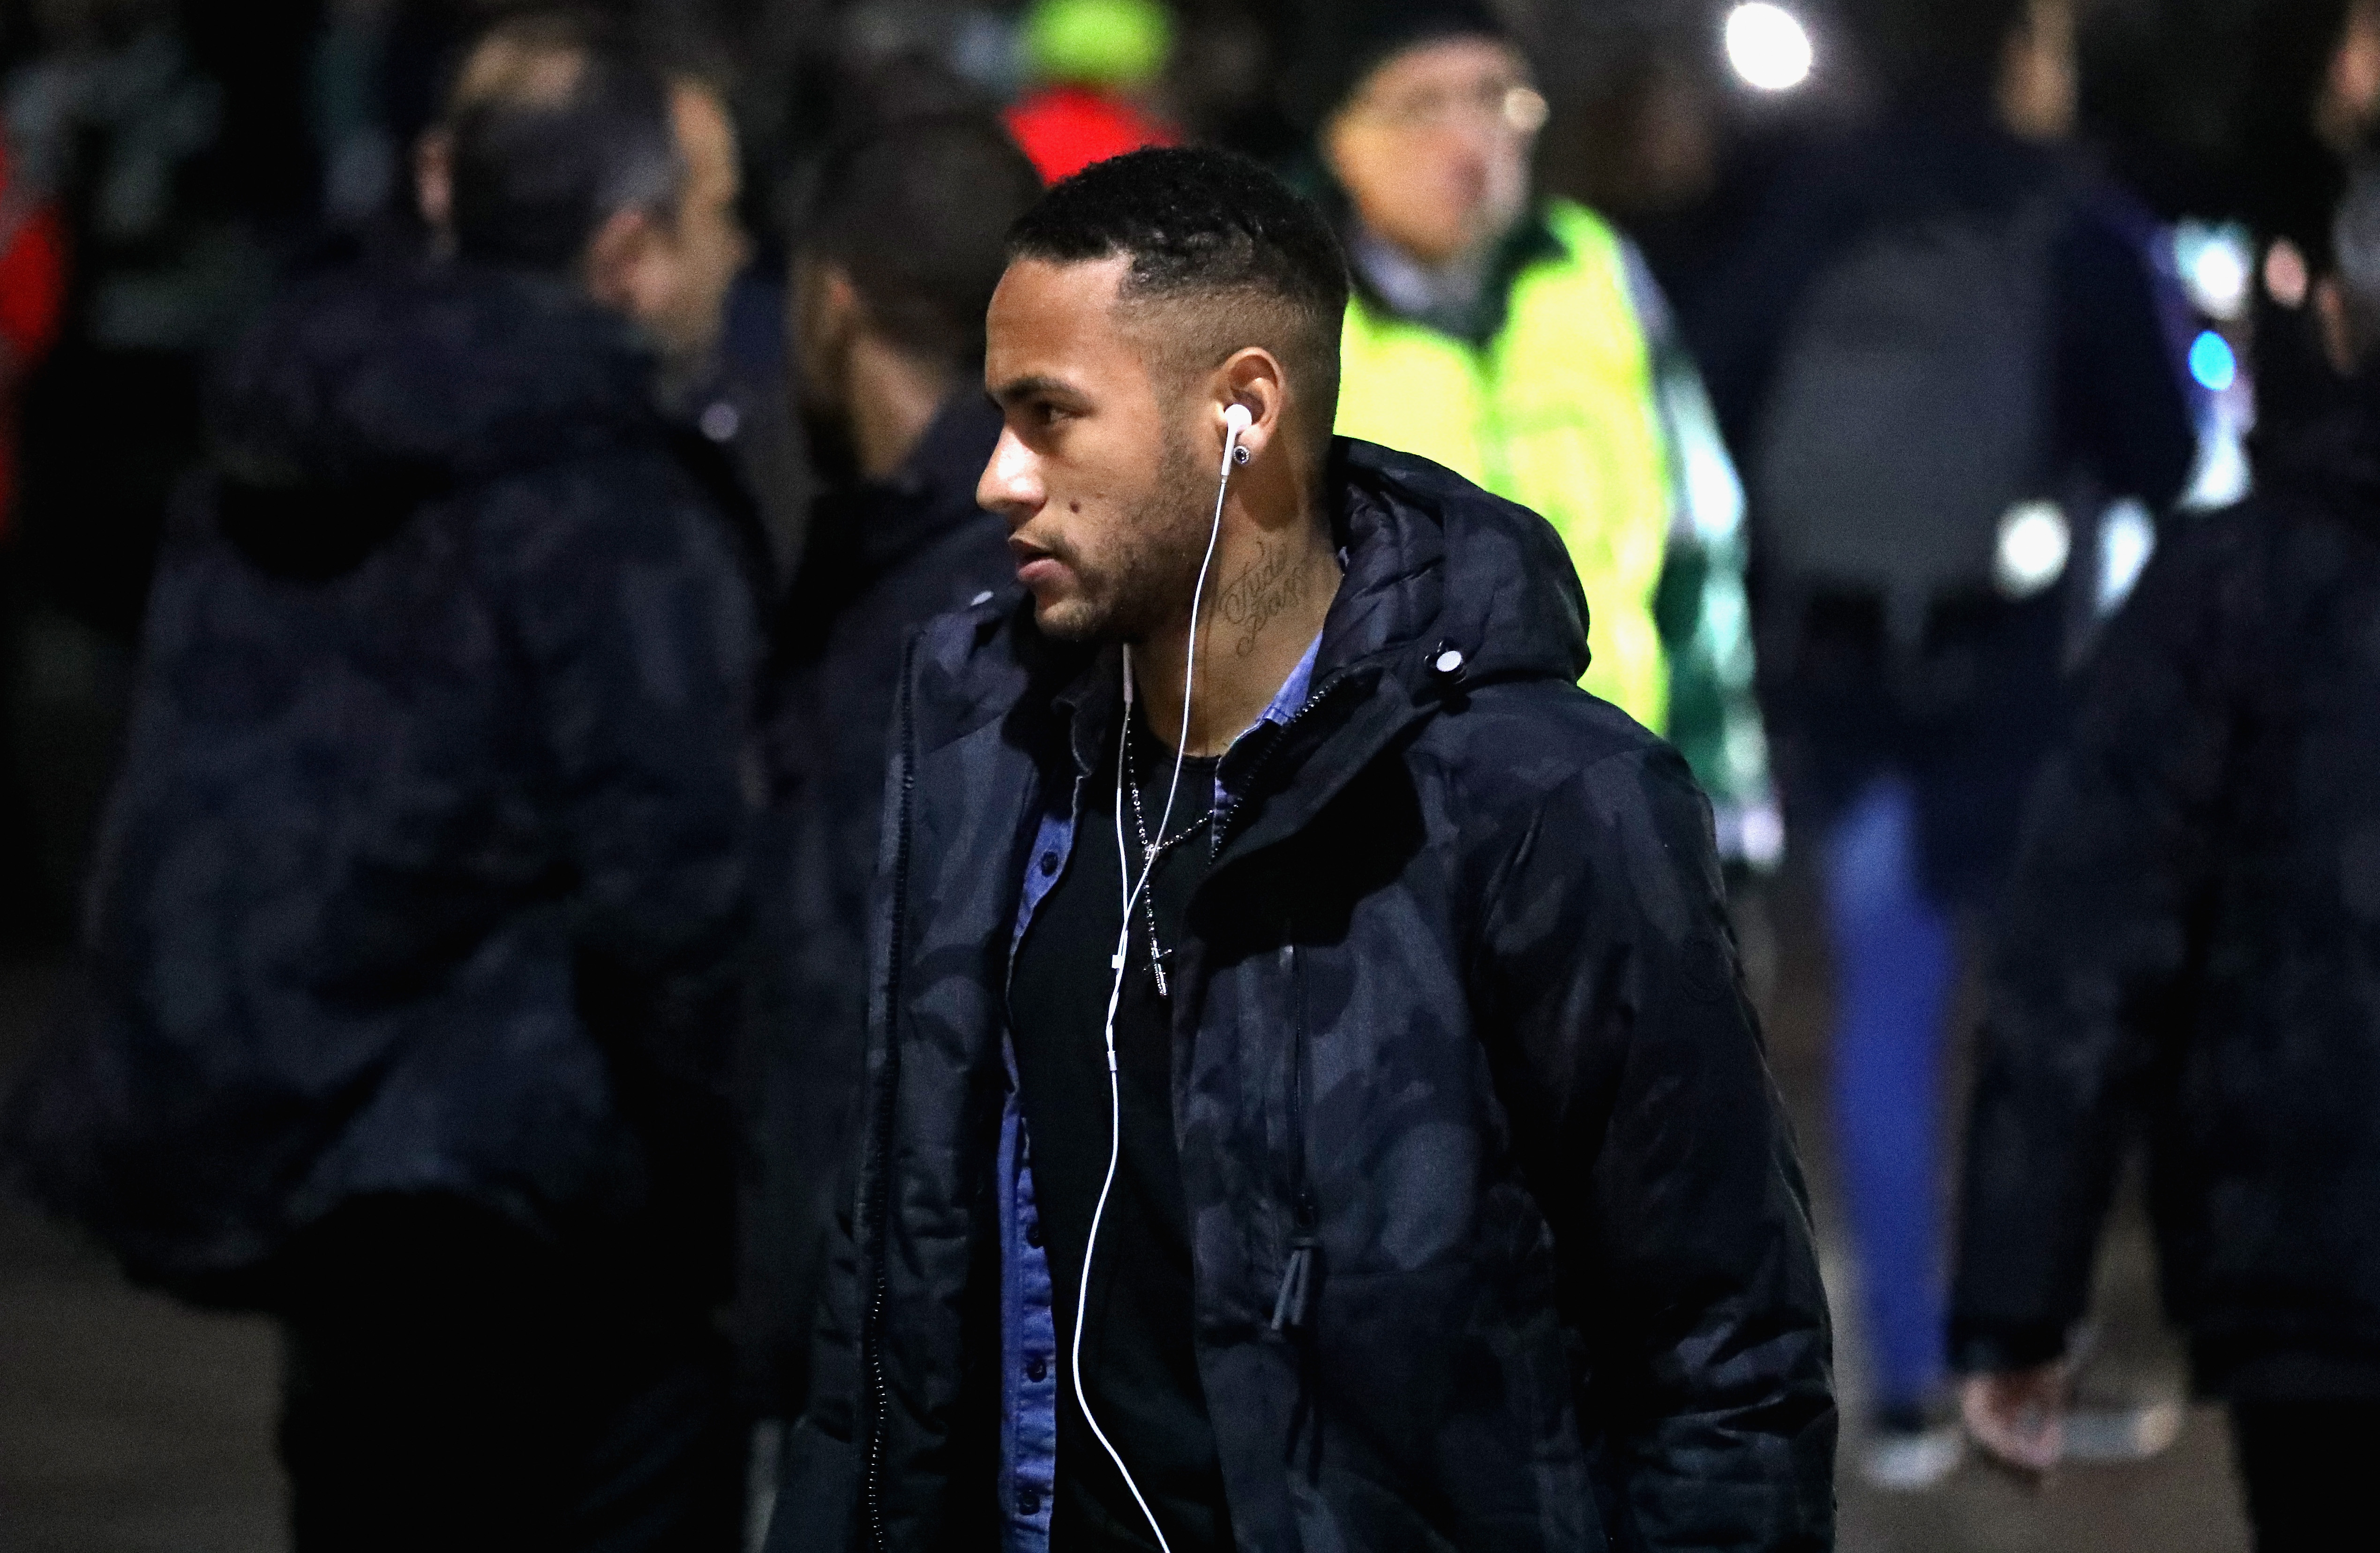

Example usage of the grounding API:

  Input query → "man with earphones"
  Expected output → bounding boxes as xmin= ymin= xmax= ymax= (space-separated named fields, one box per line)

xmin=771 ymin=147 xmax=1833 ymax=1553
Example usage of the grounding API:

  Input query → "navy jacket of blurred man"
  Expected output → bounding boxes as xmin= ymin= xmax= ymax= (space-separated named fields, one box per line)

xmin=1952 ymin=167 xmax=2380 ymax=1550
xmin=2 ymin=39 xmax=758 ymax=1553
xmin=772 ymin=148 xmax=1833 ymax=1553
xmin=741 ymin=108 xmax=1042 ymax=1429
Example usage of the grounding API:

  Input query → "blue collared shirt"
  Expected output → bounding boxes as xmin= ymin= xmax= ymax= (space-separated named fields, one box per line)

xmin=995 ymin=630 xmax=1322 ymax=1552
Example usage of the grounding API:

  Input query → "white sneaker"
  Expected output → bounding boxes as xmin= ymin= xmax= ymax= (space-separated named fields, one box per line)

xmin=2061 ymin=1399 xmax=2185 ymax=1463
xmin=1859 ymin=1420 xmax=1967 ymax=1491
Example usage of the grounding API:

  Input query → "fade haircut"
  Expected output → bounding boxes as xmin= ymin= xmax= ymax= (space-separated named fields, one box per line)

xmin=1006 ymin=147 xmax=1351 ymax=466
xmin=801 ymin=110 xmax=1045 ymax=371
xmin=445 ymin=20 xmax=682 ymax=274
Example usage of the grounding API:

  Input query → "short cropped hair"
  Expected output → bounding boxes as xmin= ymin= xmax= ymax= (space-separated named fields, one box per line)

xmin=799 ymin=112 xmax=1045 ymax=370
xmin=446 ymin=29 xmax=682 ymax=274
xmin=1006 ymin=147 xmax=1351 ymax=456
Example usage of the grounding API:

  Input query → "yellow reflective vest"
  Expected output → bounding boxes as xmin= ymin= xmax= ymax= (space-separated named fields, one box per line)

xmin=1336 ymin=200 xmax=1672 ymax=729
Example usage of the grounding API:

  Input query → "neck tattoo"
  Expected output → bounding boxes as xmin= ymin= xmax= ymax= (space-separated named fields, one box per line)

xmin=1214 ymin=537 xmax=1307 ymax=659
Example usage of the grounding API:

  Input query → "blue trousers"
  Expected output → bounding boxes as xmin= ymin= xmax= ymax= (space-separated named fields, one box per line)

xmin=1821 ymin=775 xmax=1957 ymax=1415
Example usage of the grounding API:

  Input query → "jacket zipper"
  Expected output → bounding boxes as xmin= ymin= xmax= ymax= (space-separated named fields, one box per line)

xmin=1213 ymin=658 xmax=1435 ymax=1323
xmin=1271 ymin=937 xmax=1321 ymax=1332
xmin=1213 ymin=673 xmax=1353 ymax=857
xmin=862 ymin=638 xmax=920 ymax=1553
xmin=1210 ymin=671 xmax=1357 ymax=1329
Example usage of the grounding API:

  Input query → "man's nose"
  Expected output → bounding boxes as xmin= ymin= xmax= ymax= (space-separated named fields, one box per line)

xmin=977 ymin=427 xmax=1041 ymax=523
xmin=1444 ymin=126 xmax=1500 ymax=180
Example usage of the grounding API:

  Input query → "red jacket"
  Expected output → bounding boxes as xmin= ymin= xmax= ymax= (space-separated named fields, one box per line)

xmin=0 ymin=143 xmax=68 ymax=536
xmin=1002 ymin=85 xmax=1176 ymax=185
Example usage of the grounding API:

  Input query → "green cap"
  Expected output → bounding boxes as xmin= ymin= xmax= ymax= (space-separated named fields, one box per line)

xmin=1021 ymin=0 xmax=1173 ymax=87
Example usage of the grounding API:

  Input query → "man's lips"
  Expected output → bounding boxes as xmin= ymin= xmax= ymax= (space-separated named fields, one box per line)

xmin=1009 ymin=538 xmax=1068 ymax=589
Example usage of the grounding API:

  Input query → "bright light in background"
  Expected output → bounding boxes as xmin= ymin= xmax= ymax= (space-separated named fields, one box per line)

xmin=2096 ymin=498 xmax=2157 ymax=616
xmin=1994 ymin=500 xmax=2071 ymax=598
xmin=2175 ymin=221 xmax=2253 ymax=321
xmin=2183 ymin=409 xmax=2254 ymax=509
xmin=1725 ymin=2 xmax=1813 ymax=92
xmin=2189 ymin=330 xmax=2238 ymax=392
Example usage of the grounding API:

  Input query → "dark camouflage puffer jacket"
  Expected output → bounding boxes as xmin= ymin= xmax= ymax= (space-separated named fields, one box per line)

xmin=777 ymin=440 xmax=1835 ymax=1552
xmin=0 ymin=262 xmax=759 ymax=1297
xmin=1952 ymin=371 xmax=2380 ymax=1394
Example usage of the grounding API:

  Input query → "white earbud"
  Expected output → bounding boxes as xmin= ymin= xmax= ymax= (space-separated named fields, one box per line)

xmin=1224 ymin=403 xmax=1253 ymax=465
xmin=1223 ymin=402 xmax=1253 ymax=435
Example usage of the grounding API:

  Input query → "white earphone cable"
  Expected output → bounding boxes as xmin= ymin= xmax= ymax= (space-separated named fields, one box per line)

xmin=1069 ymin=412 xmax=1244 ymax=1553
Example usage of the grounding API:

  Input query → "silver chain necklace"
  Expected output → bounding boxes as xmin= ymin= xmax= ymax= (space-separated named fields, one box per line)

xmin=1120 ymin=726 xmax=1209 ymax=998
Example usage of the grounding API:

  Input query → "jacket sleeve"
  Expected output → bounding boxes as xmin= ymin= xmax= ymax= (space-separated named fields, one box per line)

xmin=1479 ymin=740 xmax=1834 ymax=1553
xmin=769 ymin=1179 xmax=864 ymax=1553
xmin=503 ymin=456 xmax=760 ymax=1094
xmin=1949 ymin=520 xmax=2244 ymax=1371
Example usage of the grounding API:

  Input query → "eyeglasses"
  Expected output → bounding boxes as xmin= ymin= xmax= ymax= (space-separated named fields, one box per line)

xmin=1345 ymin=80 xmax=1549 ymax=136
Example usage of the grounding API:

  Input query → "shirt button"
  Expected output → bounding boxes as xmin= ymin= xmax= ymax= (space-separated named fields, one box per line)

xmin=1018 ymin=1485 xmax=1041 ymax=1516
xmin=1027 ymin=1355 xmax=1047 ymax=1381
xmin=1039 ymin=850 xmax=1059 ymax=877
xmin=1024 ymin=1221 xmax=1043 ymax=1248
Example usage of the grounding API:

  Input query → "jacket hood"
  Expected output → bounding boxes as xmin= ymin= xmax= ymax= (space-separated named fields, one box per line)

xmin=1177 ymin=437 xmax=1592 ymax=864
xmin=1319 ymin=435 xmax=1590 ymax=690
xmin=206 ymin=263 xmax=662 ymax=571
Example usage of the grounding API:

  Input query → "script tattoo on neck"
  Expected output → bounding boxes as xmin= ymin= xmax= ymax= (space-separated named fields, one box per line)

xmin=1215 ymin=538 xmax=1305 ymax=658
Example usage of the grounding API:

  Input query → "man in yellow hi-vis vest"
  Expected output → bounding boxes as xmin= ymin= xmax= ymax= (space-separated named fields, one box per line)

xmin=1301 ymin=0 xmax=1775 ymax=864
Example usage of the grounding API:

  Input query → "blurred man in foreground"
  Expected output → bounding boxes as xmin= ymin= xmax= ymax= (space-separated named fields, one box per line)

xmin=422 ymin=12 xmax=799 ymax=586
xmin=773 ymin=147 xmax=1831 ymax=1553
xmin=741 ymin=102 xmax=1041 ymax=1442
xmin=1310 ymin=0 xmax=1773 ymax=863
xmin=2 ymin=37 xmax=757 ymax=1552
xmin=1954 ymin=167 xmax=2380 ymax=1550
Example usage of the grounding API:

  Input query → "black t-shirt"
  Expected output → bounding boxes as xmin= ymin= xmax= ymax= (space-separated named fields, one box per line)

xmin=1008 ymin=715 xmax=1234 ymax=1553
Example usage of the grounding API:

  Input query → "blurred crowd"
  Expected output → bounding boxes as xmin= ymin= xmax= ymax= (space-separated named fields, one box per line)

xmin=0 ymin=0 xmax=2374 ymax=1547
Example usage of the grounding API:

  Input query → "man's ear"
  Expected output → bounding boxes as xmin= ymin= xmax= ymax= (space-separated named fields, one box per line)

xmin=415 ymin=129 xmax=454 ymax=236
xmin=810 ymin=263 xmax=866 ymax=348
xmin=790 ymin=258 xmax=865 ymax=395
xmin=584 ymin=206 xmax=667 ymax=320
xmin=1317 ymin=110 xmax=1356 ymax=190
xmin=2316 ymin=275 xmax=2363 ymax=378
xmin=1215 ymin=346 xmax=1290 ymax=465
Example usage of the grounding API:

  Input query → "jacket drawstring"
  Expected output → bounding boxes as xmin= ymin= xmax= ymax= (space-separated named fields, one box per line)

xmin=1271 ymin=1230 xmax=1321 ymax=1331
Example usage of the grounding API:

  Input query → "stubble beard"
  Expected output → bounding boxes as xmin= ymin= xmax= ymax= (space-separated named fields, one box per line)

xmin=1036 ymin=426 xmax=1211 ymax=646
